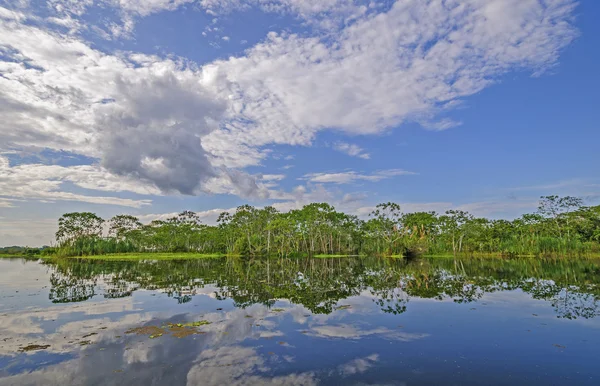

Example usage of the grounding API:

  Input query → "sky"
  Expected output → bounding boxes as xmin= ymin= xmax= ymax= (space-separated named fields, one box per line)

xmin=0 ymin=0 xmax=599 ymax=247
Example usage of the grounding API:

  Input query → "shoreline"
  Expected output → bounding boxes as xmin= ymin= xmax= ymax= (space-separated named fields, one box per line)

xmin=4 ymin=252 xmax=600 ymax=261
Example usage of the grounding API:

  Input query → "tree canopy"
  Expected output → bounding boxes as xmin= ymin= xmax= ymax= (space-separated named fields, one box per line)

xmin=51 ymin=196 xmax=600 ymax=257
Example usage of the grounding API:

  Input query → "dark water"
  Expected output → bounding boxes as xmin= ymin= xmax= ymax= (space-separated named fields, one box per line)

xmin=1 ymin=256 xmax=599 ymax=386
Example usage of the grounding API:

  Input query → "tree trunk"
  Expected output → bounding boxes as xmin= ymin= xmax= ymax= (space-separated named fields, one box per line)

xmin=267 ymin=229 xmax=271 ymax=255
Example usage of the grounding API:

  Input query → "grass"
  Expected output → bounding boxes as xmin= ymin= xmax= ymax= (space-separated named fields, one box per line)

xmin=68 ymin=252 xmax=226 ymax=261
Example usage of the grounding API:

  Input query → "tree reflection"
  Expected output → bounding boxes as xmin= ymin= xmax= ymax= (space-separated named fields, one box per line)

xmin=45 ymin=257 xmax=600 ymax=319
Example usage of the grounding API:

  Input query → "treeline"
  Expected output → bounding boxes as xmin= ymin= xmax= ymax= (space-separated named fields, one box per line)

xmin=0 ymin=246 xmax=48 ymax=256
xmin=48 ymin=195 xmax=600 ymax=258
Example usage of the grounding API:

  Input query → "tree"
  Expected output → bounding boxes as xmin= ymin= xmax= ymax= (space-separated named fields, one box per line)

xmin=56 ymin=212 xmax=105 ymax=245
xmin=109 ymin=215 xmax=142 ymax=240
xmin=538 ymin=195 xmax=583 ymax=237
xmin=439 ymin=210 xmax=473 ymax=255
xmin=49 ymin=195 xmax=599 ymax=258
xmin=368 ymin=202 xmax=403 ymax=255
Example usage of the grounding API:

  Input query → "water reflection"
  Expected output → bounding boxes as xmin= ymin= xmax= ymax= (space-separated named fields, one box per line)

xmin=46 ymin=257 xmax=600 ymax=319
xmin=0 ymin=256 xmax=599 ymax=385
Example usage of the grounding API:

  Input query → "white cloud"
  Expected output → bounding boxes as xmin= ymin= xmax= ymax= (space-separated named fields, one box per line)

xmin=186 ymin=345 xmax=318 ymax=386
xmin=0 ymin=298 xmax=142 ymax=356
xmin=0 ymin=198 xmax=15 ymax=208
xmin=0 ymin=1 xmax=580 ymax=214
xmin=201 ymin=0 xmax=577 ymax=164
xmin=137 ymin=207 xmax=236 ymax=225
xmin=338 ymin=354 xmax=379 ymax=376
xmin=0 ymin=156 xmax=154 ymax=208
xmin=198 ymin=0 xmax=373 ymax=31
xmin=332 ymin=142 xmax=370 ymax=159
xmin=0 ymin=13 xmax=273 ymax=199
xmin=109 ymin=0 xmax=196 ymax=17
xmin=261 ymin=174 xmax=286 ymax=181
xmin=307 ymin=323 xmax=428 ymax=341
xmin=302 ymin=169 xmax=415 ymax=184
xmin=46 ymin=0 xmax=95 ymax=17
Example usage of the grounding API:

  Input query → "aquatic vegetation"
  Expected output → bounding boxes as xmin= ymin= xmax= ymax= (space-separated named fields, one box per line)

xmin=124 ymin=321 xmax=211 ymax=340
xmin=19 ymin=344 xmax=50 ymax=352
xmin=335 ymin=305 xmax=352 ymax=310
xmin=169 ymin=326 xmax=205 ymax=339
xmin=183 ymin=320 xmax=211 ymax=327
xmin=125 ymin=326 xmax=166 ymax=337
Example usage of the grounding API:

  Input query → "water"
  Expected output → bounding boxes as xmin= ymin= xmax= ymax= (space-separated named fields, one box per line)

xmin=1 ymin=256 xmax=599 ymax=385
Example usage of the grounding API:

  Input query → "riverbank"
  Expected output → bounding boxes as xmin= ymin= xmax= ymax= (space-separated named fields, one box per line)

xmin=6 ymin=251 xmax=600 ymax=261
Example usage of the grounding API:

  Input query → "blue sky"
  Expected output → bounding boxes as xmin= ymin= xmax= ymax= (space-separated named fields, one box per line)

xmin=0 ymin=0 xmax=599 ymax=246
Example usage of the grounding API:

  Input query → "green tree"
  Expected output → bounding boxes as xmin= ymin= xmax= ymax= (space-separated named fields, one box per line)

xmin=538 ymin=195 xmax=583 ymax=237
xmin=56 ymin=212 xmax=105 ymax=245
xmin=109 ymin=215 xmax=142 ymax=240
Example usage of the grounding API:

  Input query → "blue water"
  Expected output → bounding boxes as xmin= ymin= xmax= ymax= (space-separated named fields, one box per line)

xmin=0 ymin=257 xmax=599 ymax=385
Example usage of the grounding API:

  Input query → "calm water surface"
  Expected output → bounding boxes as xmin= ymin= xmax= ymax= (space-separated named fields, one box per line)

xmin=0 ymin=256 xmax=599 ymax=385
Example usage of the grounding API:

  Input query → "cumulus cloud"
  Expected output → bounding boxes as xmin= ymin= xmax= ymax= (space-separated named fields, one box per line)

xmin=0 ymin=13 xmax=266 ymax=198
xmin=93 ymin=63 xmax=227 ymax=195
xmin=0 ymin=0 xmax=580 ymax=209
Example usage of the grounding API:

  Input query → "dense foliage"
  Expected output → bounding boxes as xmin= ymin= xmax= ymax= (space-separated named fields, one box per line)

xmin=51 ymin=196 xmax=600 ymax=257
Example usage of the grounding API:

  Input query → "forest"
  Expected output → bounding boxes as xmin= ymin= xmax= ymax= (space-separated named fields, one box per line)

xmin=41 ymin=195 xmax=600 ymax=258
